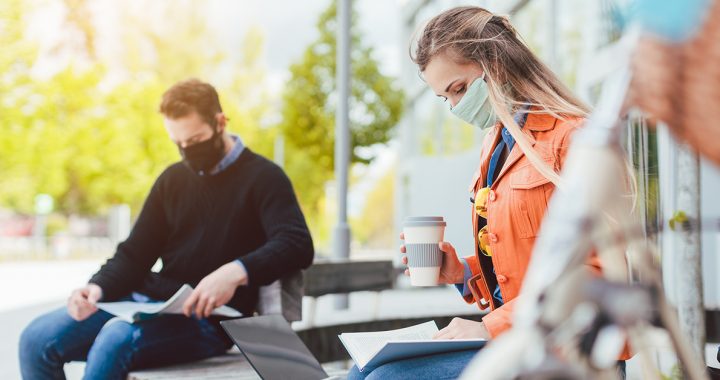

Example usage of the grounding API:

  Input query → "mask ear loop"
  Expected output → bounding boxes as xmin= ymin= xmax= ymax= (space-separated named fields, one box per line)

xmin=471 ymin=71 xmax=487 ymax=89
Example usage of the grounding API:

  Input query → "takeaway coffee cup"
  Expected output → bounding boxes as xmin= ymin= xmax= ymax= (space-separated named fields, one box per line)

xmin=403 ymin=216 xmax=446 ymax=286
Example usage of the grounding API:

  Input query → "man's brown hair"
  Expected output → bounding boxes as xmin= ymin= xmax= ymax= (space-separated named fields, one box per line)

xmin=159 ymin=78 xmax=224 ymax=127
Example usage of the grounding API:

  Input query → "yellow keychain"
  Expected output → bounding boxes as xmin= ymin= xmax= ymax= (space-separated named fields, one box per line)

xmin=474 ymin=187 xmax=490 ymax=218
xmin=478 ymin=225 xmax=492 ymax=257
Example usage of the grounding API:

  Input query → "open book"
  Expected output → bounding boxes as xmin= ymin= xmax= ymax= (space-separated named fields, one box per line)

xmin=338 ymin=321 xmax=486 ymax=371
xmin=97 ymin=284 xmax=242 ymax=323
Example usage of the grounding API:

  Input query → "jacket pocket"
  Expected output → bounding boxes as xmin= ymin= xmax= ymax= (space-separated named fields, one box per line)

xmin=509 ymin=159 xmax=554 ymax=239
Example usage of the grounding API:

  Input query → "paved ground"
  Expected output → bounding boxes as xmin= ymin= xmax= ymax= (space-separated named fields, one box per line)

xmin=0 ymin=260 xmax=103 ymax=379
xmin=0 ymin=260 xmax=102 ymax=313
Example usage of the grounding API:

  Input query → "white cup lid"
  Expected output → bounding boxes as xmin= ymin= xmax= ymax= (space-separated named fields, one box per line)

xmin=403 ymin=220 xmax=447 ymax=227
xmin=405 ymin=216 xmax=444 ymax=222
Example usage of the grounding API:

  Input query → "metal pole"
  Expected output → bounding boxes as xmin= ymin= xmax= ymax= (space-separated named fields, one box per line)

xmin=396 ymin=0 xmax=427 ymax=243
xmin=333 ymin=0 xmax=351 ymax=309
xmin=675 ymin=143 xmax=705 ymax=362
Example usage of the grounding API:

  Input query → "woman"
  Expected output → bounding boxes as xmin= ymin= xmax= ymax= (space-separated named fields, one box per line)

xmin=348 ymin=6 xmax=628 ymax=380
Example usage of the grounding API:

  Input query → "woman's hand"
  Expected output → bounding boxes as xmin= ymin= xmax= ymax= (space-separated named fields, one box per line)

xmin=433 ymin=318 xmax=491 ymax=340
xmin=400 ymin=233 xmax=465 ymax=284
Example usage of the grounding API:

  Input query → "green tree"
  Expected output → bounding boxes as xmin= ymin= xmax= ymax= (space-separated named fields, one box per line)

xmin=0 ymin=0 xmax=44 ymax=212
xmin=0 ymin=0 xmax=274 ymax=216
xmin=277 ymin=1 xmax=404 ymax=238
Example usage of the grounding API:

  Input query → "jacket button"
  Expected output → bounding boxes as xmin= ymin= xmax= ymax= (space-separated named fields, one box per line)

xmin=488 ymin=233 xmax=498 ymax=243
xmin=480 ymin=298 xmax=489 ymax=306
xmin=497 ymin=275 xmax=508 ymax=283
xmin=488 ymin=190 xmax=496 ymax=201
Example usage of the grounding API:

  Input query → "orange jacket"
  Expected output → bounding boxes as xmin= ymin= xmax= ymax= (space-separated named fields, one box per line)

xmin=463 ymin=112 xmax=596 ymax=333
xmin=462 ymin=112 xmax=632 ymax=360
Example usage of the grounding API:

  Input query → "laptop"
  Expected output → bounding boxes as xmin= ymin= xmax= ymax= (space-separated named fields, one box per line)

xmin=220 ymin=315 xmax=330 ymax=380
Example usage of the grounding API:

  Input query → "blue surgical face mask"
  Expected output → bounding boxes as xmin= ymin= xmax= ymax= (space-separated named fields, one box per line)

xmin=450 ymin=74 xmax=497 ymax=130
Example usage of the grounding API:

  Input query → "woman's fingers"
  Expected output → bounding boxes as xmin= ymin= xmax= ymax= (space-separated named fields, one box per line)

xmin=438 ymin=241 xmax=454 ymax=253
xmin=438 ymin=242 xmax=459 ymax=260
xmin=400 ymin=231 xmax=409 ymax=275
xmin=433 ymin=326 xmax=454 ymax=340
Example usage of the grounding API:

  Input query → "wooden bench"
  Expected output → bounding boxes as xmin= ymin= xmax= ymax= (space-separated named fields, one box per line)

xmin=128 ymin=260 xmax=482 ymax=379
xmin=302 ymin=259 xmax=395 ymax=328
xmin=127 ymin=352 xmax=350 ymax=380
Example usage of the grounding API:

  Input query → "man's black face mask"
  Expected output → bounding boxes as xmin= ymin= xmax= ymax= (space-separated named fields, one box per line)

xmin=178 ymin=127 xmax=225 ymax=174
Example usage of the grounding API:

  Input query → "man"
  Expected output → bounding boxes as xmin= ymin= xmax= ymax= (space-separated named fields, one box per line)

xmin=19 ymin=79 xmax=314 ymax=379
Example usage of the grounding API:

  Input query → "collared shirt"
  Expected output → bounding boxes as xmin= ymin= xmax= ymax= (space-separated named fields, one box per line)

xmin=210 ymin=134 xmax=245 ymax=175
xmin=456 ymin=107 xmax=529 ymax=303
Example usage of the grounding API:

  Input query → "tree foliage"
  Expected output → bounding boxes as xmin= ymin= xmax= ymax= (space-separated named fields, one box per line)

xmin=277 ymin=1 xmax=404 ymax=227
xmin=0 ymin=0 xmax=272 ymax=215
xmin=350 ymin=168 xmax=396 ymax=248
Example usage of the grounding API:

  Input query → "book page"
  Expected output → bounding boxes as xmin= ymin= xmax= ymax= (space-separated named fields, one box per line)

xmin=95 ymin=301 xmax=165 ymax=323
xmin=338 ymin=321 xmax=438 ymax=368
xmin=97 ymin=284 xmax=241 ymax=322
xmin=148 ymin=284 xmax=194 ymax=314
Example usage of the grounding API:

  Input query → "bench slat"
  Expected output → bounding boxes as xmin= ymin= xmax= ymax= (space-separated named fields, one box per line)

xmin=127 ymin=353 xmax=259 ymax=380
xmin=127 ymin=352 xmax=350 ymax=380
xmin=304 ymin=260 xmax=394 ymax=297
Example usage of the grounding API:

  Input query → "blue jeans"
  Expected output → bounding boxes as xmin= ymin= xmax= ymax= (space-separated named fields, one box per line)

xmin=347 ymin=349 xmax=479 ymax=380
xmin=346 ymin=350 xmax=627 ymax=380
xmin=18 ymin=306 xmax=232 ymax=380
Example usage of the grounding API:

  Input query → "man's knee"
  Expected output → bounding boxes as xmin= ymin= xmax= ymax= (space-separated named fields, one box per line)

xmin=19 ymin=310 xmax=68 ymax=367
xmin=90 ymin=321 xmax=136 ymax=356
xmin=19 ymin=316 xmax=46 ymax=361
xmin=84 ymin=321 xmax=137 ymax=377
xmin=88 ymin=321 xmax=137 ymax=362
xmin=346 ymin=365 xmax=367 ymax=380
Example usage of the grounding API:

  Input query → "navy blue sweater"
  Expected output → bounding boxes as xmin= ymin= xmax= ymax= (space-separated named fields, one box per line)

xmin=90 ymin=149 xmax=314 ymax=316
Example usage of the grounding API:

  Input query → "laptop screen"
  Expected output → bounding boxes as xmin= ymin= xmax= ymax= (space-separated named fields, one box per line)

xmin=220 ymin=315 xmax=328 ymax=380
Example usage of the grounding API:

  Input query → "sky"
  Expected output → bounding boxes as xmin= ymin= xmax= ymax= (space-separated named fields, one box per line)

xmin=205 ymin=0 xmax=405 ymax=88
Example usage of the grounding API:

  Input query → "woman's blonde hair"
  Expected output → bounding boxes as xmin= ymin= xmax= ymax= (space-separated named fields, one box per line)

xmin=411 ymin=6 xmax=590 ymax=185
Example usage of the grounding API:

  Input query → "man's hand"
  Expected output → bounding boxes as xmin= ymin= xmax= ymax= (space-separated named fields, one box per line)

xmin=182 ymin=261 xmax=247 ymax=319
xmin=400 ymin=233 xmax=465 ymax=284
xmin=433 ymin=318 xmax=491 ymax=340
xmin=67 ymin=283 xmax=103 ymax=321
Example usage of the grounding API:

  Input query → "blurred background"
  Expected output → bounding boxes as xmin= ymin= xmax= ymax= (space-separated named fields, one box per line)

xmin=1 ymin=0 xmax=720 ymax=378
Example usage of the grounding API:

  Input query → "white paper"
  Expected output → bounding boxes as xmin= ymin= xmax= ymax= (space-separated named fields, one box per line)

xmin=97 ymin=284 xmax=242 ymax=323
xmin=338 ymin=321 xmax=439 ymax=369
